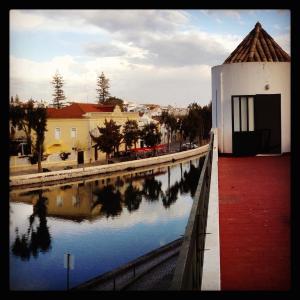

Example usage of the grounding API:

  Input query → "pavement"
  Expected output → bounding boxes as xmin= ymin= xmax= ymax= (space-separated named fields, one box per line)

xmin=218 ymin=154 xmax=290 ymax=290
xmin=89 ymin=247 xmax=179 ymax=291
xmin=10 ymin=141 xmax=186 ymax=177
xmin=124 ymin=254 xmax=178 ymax=291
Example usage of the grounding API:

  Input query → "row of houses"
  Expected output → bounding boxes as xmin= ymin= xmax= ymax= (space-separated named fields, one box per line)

xmin=124 ymin=101 xmax=188 ymax=117
xmin=10 ymin=101 xmax=174 ymax=169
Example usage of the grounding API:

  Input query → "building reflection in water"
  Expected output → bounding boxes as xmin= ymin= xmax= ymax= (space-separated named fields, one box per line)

xmin=10 ymin=156 xmax=205 ymax=261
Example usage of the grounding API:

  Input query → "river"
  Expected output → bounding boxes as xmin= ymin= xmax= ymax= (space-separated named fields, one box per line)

xmin=9 ymin=155 xmax=205 ymax=290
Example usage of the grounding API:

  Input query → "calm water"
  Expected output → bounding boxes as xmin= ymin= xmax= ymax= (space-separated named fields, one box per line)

xmin=9 ymin=156 xmax=205 ymax=290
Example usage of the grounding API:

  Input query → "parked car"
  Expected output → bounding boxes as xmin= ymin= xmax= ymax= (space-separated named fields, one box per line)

xmin=181 ymin=143 xmax=198 ymax=150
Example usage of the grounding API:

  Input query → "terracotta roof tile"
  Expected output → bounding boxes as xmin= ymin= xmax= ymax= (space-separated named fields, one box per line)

xmin=47 ymin=102 xmax=115 ymax=118
xmin=224 ymin=22 xmax=290 ymax=64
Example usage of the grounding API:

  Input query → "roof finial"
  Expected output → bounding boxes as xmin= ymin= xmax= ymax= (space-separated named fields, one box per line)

xmin=255 ymin=22 xmax=262 ymax=29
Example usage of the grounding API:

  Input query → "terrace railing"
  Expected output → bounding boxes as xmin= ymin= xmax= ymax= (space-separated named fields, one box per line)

xmin=170 ymin=131 xmax=214 ymax=290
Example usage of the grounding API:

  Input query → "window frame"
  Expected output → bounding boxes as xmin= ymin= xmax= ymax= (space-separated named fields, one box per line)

xmin=71 ymin=127 xmax=77 ymax=139
xmin=231 ymin=95 xmax=255 ymax=133
xmin=55 ymin=127 xmax=61 ymax=140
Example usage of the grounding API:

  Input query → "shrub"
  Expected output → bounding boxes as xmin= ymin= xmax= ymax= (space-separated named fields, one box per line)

xmin=60 ymin=152 xmax=71 ymax=160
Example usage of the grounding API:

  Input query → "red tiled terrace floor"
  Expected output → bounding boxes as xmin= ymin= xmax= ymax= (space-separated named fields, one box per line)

xmin=218 ymin=155 xmax=290 ymax=290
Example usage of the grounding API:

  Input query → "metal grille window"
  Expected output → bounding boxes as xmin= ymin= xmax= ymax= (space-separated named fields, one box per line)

xmin=232 ymin=96 xmax=255 ymax=132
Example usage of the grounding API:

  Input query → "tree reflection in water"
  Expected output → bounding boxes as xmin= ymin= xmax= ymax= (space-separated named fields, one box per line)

xmin=11 ymin=190 xmax=52 ymax=261
xmin=142 ymin=177 xmax=162 ymax=201
xmin=124 ymin=183 xmax=142 ymax=213
xmin=93 ymin=185 xmax=123 ymax=218
xmin=162 ymin=181 xmax=180 ymax=208
xmin=162 ymin=157 xmax=205 ymax=208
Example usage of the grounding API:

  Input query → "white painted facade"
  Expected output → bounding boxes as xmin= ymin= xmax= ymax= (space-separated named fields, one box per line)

xmin=211 ymin=62 xmax=290 ymax=153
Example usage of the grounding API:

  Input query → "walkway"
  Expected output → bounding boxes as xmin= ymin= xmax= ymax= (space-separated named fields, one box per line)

xmin=218 ymin=154 xmax=290 ymax=290
xmin=73 ymin=238 xmax=182 ymax=291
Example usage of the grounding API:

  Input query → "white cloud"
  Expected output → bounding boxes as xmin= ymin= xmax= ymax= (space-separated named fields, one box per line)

xmin=10 ymin=54 xmax=212 ymax=106
xmin=10 ymin=9 xmax=103 ymax=34
xmin=10 ymin=9 xmax=189 ymax=35
xmin=9 ymin=9 xmax=289 ymax=107
xmin=274 ymin=33 xmax=291 ymax=54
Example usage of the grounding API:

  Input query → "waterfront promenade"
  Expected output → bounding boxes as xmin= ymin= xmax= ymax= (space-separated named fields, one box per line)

xmin=218 ymin=154 xmax=290 ymax=290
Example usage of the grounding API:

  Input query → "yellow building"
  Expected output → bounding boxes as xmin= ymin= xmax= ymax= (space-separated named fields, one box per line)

xmin=46 ymin=102 xmax=139 ymax=163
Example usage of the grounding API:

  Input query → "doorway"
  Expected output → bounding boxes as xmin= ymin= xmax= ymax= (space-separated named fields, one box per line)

xmin=232 ymin=94 xmax=281 ymax=155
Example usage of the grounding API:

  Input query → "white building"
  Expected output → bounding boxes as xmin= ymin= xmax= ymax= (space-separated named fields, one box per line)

xmin=212 ymin=22 xmax=290 ymax=155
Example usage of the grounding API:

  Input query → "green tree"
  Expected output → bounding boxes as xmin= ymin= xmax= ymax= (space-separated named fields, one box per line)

xmin=90 ymin=119 xmax=122 ymax=162
xmin=185 ymin=103 xmax=204 ymax=146
xmin=103 ymin=96 xmax=124 ymax=111
xmin=9 ymin=99 xmax=47 ymax=172
xmin=96 ymin=72 xmax=110 ymax=104
xmin=176 ymin=115 xmax=186 ymax=151
xmin=123 ymin=119 xmax=140 ymax=151
xmin=31 ymin=103 xmax=48 ymax=173
xmin=160 ymin=112 xmax=177 ymax=152
xmin=51 ymin=71 xmax=66 ymax=109
xmin=10 ymin=98 xmax=34 ymax=152
xmin=140 ymin=122 xmax=161 ymax=155
xmin=202 ymin=102 xmax=212 ymax=140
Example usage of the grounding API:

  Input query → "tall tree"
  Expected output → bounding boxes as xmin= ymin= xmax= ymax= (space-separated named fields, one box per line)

xmin=96 ymin=72 xmax=110 ymax=104
xmin=51 ymin=71 xmax=66 ymax=109
xmin=31 ymin=103 xmax=48 ymax=173
xmin=202 ymin=102 xmax=212 ymax=140
xmin=9 ymin=99 xmax=47 ymax=172
xmin=123 ymin=119 xmax=139 ymax=151
xmin=140 ymin=122 xmax=161 ymax=155
xmin=183 ymin=103 xmax=204 ymax=146
xmin=90 ymin=119 xmax=122 ymax=162
xmin=176 ymin=115 xmax=186 ymax=151
xmin=160 ymin=111 xmax=177 ymax=152
xmin=10 ymin=99 xmax=34 ymax=152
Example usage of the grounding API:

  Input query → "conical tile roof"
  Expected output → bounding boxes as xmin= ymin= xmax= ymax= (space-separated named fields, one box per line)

xmin=224 ymin=22 xmax=290 ymax=64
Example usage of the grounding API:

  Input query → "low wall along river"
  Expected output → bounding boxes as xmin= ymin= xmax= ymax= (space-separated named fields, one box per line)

xmin=10 ymin=144 xmax=209 ymax=188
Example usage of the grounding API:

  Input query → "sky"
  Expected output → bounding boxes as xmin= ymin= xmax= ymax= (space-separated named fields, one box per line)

xmin=9 ymin=9 xmax=290 ymax=108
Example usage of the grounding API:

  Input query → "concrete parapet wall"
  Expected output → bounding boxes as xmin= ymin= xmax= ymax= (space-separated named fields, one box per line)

xmin=201 ymin=128 xmax=221 ymax=290
xmin=10 ymin=144 xmax=209 ymax=188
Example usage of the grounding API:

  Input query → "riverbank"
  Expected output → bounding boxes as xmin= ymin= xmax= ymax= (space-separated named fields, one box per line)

xmin=10 ymin=144 xmax=209 ymax=188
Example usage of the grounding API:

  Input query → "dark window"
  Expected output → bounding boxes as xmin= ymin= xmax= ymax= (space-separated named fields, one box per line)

xmin=232 ymin=96 xmax=254 ymax=133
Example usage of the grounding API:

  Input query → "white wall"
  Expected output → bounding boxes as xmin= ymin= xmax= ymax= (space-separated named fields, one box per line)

xmin=211 ymin=62 xmax=290 ymax=153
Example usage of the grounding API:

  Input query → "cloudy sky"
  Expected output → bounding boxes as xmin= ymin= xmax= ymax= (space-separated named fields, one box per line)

xmin=10 ymin=9 xmax=290 ymax=107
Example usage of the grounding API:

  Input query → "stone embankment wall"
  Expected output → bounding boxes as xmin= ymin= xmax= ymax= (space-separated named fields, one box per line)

xmin=10 ymin=144 xmax=209 ymax=188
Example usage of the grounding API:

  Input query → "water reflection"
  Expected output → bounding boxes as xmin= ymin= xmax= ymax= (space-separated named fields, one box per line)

xmin=143 ymin=177 xmax=162 ymax=202
xmin=10 ymin=156 xmax=206 ymax=290
xmin=180 ymin=162 xmax=201 ymax=197
xmin=93 ymin=185 xmax=123 ymax=219
xmin=124 ymin=183 xmax=143 ymax=213
xmin=10 ymin=156 xmax=204 ymax=260
xmin=11 ymin=190 xmax=52 ymax=260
